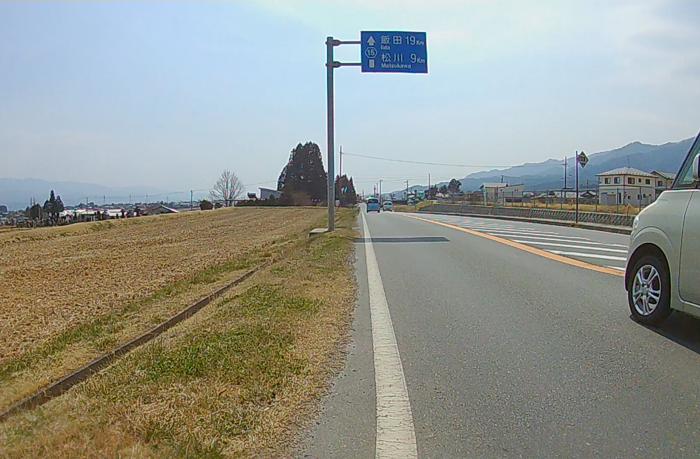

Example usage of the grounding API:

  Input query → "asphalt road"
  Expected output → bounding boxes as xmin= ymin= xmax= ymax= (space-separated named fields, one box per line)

xmin=302 ymin=211 xmax=700 ymax=458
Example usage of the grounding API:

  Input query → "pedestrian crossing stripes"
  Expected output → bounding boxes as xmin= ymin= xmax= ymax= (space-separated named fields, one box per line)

xmin=511 ymin=240 xmax=627 ymax=253
xmin=412 ymin=214 xmax=630 ymax=270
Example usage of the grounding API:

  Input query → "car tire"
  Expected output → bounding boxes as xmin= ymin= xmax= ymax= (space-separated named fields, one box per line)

xmin=627 ymin=254 xmax=671 ymax=325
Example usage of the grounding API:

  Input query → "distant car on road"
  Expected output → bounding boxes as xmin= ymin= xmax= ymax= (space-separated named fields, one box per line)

xmin=626 ymin=133 xmax=700 ymax=324
xmin=366 ymin=198 xmax=381 ymax=213
xmin=382 ymin=201 xmax=393 ymax=211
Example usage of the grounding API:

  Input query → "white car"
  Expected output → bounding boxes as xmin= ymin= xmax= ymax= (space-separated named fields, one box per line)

xmin=382 ymin=201 xmax=393 ymax=211
xmin=626 ymin=134 xmax=700 ymax=324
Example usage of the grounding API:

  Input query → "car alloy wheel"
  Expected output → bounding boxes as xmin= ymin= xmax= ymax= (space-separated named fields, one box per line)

xmin=631 ymin=264 xmax=661 ymax=316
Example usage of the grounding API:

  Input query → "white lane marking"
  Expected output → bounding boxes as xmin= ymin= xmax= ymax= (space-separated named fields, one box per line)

xmin=502 ymin=234 xmax=627 ymax=247
xmin=492 ymin=234 xmax=627 ymax=246
xmin=511 ymin=240 xmax=628 ymax=254
xmin=483 ymin=230 xmax=584 ymax=239
xmin=361 ymin=212 xmax=418 ymax=458
xmin=549 ymin=250 xmax=627 ymax=261
xmin=606 ymin=265 xmax=626 ymax=271
xmin=455 ymin=222 xmax=547 ymax=231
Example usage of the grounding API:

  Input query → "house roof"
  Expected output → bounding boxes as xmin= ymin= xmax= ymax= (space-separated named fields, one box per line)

xmin=651 ymin=170 xmax=676 ymax=180
xmin=146 ymin=204 xmax=178 ymax=213
xmin=481 ymin=183 xmax=509 ymax=188
xmin=596 ymin=167 xmax=656 ymax=178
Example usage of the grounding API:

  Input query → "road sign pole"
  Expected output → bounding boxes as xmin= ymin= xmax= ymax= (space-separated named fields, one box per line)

xmin=326 ymin=37 xmax=336 ymax=231
xmin=323 ymin=31 xmax=427 ymax=229
xmin=575 ymin=151 xmax=579 ymax=224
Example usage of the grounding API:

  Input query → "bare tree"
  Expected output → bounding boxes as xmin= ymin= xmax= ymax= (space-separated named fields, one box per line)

xmin=211 ymin=170 xmax=244 ymax=207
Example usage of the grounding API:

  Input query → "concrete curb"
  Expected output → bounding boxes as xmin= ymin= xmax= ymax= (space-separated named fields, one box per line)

xmin=0 ymin=261 xmax=269 ymax=423
xmin=417 ymin=210 xmax=632 ymax=235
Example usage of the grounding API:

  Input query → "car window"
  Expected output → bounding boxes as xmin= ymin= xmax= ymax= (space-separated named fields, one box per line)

xmin=674 ymin=136 xmax=700 ymax=189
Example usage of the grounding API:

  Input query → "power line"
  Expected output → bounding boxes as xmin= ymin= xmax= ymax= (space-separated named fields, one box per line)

xmin=341 ymin=151 xmax=509 ymax=168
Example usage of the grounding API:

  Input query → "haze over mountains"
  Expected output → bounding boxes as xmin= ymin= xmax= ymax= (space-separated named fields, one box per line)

xmin=406 ymin=137 xmax=694 ymax=194
xmin=0 ymin=178 xmax=167 ymax=211
xmin=2 ymin=137 xmax=695 ymax=210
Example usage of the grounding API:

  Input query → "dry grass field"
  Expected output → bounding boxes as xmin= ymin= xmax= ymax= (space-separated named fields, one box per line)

xmin=0 ymin=208 xmax=357 ymax=457
xmin=0 ymin=208 xmax=326 ymax=410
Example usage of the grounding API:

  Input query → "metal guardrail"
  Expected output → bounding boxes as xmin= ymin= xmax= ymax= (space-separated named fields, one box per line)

xmin=420 ymin=204 xmax=634 ymax=227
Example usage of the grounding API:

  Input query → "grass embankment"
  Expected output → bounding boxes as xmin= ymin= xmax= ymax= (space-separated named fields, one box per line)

xmin=0 ymin=208 xmax=357 ymax=457
xmin=0 ymin=208 xmax=325 ymax=411
xmin=393 ymin=201 xmax=433 ymax=213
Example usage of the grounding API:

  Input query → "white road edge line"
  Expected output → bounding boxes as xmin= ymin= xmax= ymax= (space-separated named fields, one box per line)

xmin=362 ymin=212 xmax=418 ymax=458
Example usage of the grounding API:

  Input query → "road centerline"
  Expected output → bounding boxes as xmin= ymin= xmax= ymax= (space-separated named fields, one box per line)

xmin=361 ymin=212 xmax=418 ymax=458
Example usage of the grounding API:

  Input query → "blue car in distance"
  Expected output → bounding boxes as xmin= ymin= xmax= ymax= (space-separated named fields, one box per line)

xmin=366 ymin=197 xmax=381 ymax=212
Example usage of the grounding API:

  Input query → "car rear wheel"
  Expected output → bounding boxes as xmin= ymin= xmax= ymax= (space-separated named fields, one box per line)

xmin=628 ymin=254 xmax=671 ymax=325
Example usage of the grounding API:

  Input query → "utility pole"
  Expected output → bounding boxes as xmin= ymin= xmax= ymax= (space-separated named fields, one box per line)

xmin=339 ymin=145 xmax=343 ymax=177
xmin=190 ymin=190 xmax=193 ymax=210
xmin=379 ymin=179 xmax=382 ymax=201
xmin=405 ymin=180 xmax=409 ymax=202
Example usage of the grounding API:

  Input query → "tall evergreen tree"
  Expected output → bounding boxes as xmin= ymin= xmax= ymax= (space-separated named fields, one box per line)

xmin=41 ymin=190 xmax=64 ymax=225
xmin=29 ymin=204 xmax=42 ymax=220
xmin=335 ymin=174 xmax=357 ymax=206
xmin=55 ymin=195 xmax=65 ymax=215
xmin=278 ymin=142 xmax=328 ymax=203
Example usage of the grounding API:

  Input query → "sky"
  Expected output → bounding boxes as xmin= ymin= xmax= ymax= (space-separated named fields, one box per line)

xmin=2 ymin=0 xmax=700 ymax=195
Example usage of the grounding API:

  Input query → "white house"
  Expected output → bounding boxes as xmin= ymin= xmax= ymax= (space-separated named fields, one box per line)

xmin=480 ymin=183 xmax=524 ymax=204
xmin=597 ymin=167 xmax=656 ymax=207
xmin=259 ymin=187 xmax=282 ymax=200
xmin=650 ymin=171 xmax=676 ymax=199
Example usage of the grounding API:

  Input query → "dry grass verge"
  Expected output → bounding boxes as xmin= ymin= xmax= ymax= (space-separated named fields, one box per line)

xmin=0 ymin=208 xmax=357 ymax=457
xmin=0 ymin=208 xmax=323 ymax=412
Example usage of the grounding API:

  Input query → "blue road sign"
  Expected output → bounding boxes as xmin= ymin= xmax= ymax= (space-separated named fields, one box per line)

xmin=361 ymin=31 xmax=427 ymax=73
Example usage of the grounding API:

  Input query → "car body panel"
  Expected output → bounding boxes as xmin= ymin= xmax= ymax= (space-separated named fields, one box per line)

xmin=679 ymin=192 xmax=700 ymax=306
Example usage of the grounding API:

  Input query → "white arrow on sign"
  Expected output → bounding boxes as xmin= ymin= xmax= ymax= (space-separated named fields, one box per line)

xmin=367 ymin=36 xmax=375 ymax=46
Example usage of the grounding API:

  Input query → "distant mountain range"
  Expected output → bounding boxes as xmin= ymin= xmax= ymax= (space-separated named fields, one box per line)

xmin=399 ymin=137 xmax=694 ymax=194
xmin=0 ymin=178 xmax=167 ymax=211
xmin=3 ymin=137 xmax=694 ymax=209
